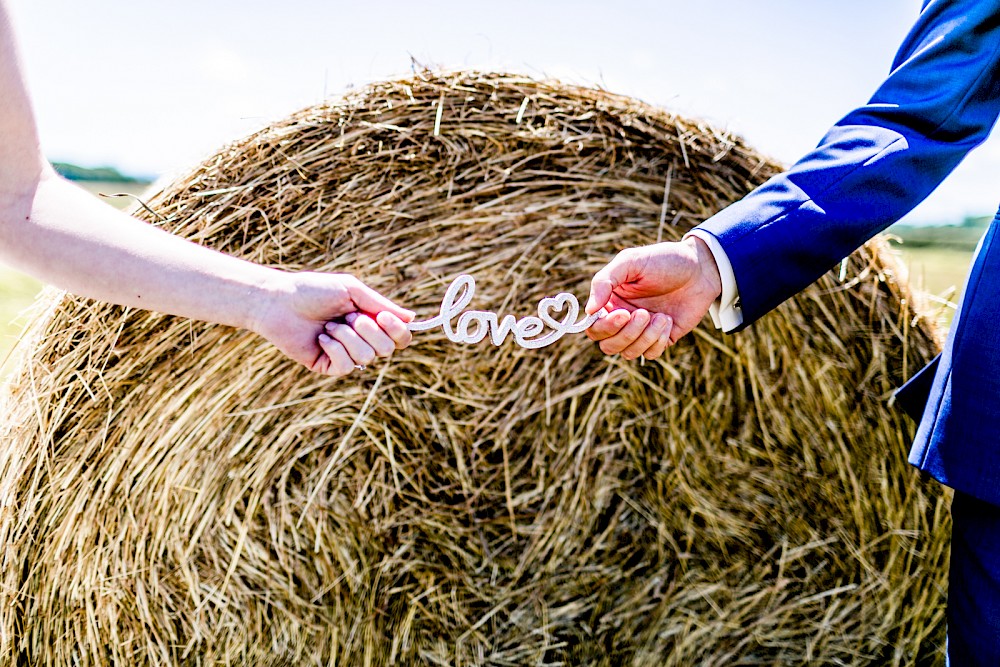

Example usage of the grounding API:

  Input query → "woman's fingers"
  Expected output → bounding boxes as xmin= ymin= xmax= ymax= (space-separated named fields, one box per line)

xmin=375 ymin=311 xmax=413 ymax=350
xmin=317 ymin=310 xmax=413 ymax=378
xmin=316 ymin=333 xmax=357 ymax=377
xmin=343 ymin=312 xmax=397 ymax=358
xmin=325 ymin=320 xmax=379 ymax=365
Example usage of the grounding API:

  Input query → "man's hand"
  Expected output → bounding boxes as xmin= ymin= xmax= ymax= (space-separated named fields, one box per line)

xmin=253 ymin=272 xmax=414 ymax=377
xmin=585 ymin=236 xmax=723 ymax=360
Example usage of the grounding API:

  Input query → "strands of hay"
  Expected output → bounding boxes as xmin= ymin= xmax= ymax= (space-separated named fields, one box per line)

xmin=0 ymin=71 xmax=947 ymax=666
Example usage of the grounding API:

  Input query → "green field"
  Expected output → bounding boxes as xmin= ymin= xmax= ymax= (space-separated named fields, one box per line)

xmin=0 ymin=268 xmax=43 ymax=376
xmin=889 ymin=244 xmax=973 ymax=330
xmin=893 ymin=244 xmax=973 ymax=299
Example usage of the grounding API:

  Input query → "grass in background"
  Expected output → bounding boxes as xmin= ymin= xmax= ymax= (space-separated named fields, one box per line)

xmin=888 ymin=216 xmax=988 ymax=330
xmin=894 ymin=245 xmax=972 ymax=297
xmin=0 ymin=268 xmax=42 ymax=375
xmin=891 ymin=244 xmax=972 ymax=330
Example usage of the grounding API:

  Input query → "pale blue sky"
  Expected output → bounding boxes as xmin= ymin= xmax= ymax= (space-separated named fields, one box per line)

xmin=8 ymin=0 xmax=999 ymax=224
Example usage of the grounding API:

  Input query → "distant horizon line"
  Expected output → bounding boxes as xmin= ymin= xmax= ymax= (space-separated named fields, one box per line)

xmin=50 ymin=160 xmax=155 ymax=185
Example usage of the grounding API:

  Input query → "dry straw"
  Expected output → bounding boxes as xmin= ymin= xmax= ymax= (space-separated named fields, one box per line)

xmin=0 ymin=71 xmax=947 ymax=665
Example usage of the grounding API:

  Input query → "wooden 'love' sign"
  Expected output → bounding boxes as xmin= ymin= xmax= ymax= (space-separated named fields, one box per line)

xmin=407 ymin=274 xmax=599 ymax=349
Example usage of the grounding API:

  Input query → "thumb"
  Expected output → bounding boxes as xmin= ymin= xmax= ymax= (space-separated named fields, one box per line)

xmin=345 ymin=279 xmax=415 ymax=323
xmin=586 ymin=253 xmax=632 ymax=315
xmin=586 ymin=277 xmax=614 ymax=315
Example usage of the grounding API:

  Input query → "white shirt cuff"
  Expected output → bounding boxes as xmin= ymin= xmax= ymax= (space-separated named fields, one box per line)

xmin=684 ymin=229 xmax=743 ymax=332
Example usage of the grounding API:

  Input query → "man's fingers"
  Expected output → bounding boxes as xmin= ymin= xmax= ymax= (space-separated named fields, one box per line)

xmin=586 ymin=308 xmax=631 ymax=341
xmin=317 ymin=333 xmax=356 ymax=377
xmin=376 ymin=311 xmax=413 ymax=350
xmin=599 ymin=309 xmax=651 ymax=355
xmin=620 ymin=313 xmax=671 ymax=360
xmin=344 ymin=278 xmax=415 ymax=322
xmin=642 ymin=326 xmax=673 ymax=360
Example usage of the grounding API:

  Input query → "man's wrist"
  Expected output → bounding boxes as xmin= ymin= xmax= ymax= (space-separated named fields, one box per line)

xmin=683 ymin=228 xmax=743 ymax=332
xmin=687 ymin=235 xmax=723 ymax=302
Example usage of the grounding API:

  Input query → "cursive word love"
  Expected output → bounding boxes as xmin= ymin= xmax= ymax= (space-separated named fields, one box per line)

xmin=407 ymin=274 xmax=600 ymax=349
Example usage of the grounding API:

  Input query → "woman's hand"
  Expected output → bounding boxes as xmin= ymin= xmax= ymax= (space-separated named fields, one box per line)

xmin=253 ymin=271 xmax=414 ymax=377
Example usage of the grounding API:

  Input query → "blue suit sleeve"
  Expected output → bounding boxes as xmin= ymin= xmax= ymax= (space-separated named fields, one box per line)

xmin=696 ymin=0 xmax=1000 ymax=329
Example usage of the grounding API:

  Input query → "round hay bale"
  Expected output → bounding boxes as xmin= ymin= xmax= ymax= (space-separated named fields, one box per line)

xmin=0 ymin=71 xmax=947 ymax=665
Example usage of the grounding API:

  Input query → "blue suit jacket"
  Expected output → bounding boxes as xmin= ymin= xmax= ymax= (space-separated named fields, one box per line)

xmin=696 ymin=0 xmax=1000 ymax=505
